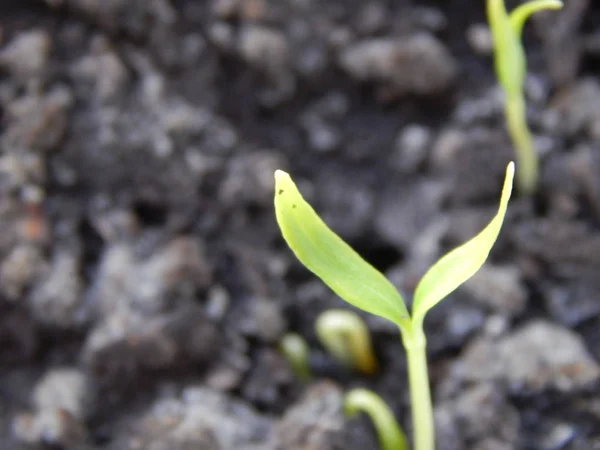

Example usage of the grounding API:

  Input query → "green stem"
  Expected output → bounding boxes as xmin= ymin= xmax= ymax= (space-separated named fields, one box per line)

xmin=403 ymin=325 xmax=434 ymax=450
xmin=505 ymin=94 xmax=537 ymax=195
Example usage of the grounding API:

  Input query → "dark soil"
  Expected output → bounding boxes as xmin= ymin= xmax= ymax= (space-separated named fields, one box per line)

xmin=1 ymin=0 xmax=599 ymax=449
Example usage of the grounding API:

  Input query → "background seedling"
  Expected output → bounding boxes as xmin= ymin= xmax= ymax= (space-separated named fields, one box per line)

xmin=274 ymin=162 xmax=514 ymax=450
xmin=315 ymin=309 xmax=378 ymax=375
xmin=345 ymin=388 xmax=408 ymax=450
xmin=279 ymin=332 xmax=311 ymax=382
xmin=487 ymin=0 xmax=563 ymax=194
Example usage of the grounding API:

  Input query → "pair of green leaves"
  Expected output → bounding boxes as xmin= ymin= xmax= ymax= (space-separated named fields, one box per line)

xmin=487 ymin=0 xmax=563 ymax=98
xmin=274 ymin=162 xmax=514 ymax=333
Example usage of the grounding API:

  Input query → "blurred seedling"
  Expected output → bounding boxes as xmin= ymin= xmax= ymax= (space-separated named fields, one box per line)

xmin=487 ymin=0 xmax=563 ymax=194
xmin=279 ymin=332 xmax=311 ymax=382
xmin=315 ymin=309 xmax=377 ymax=375
xmin=274 ymin=162 xmax=514 ymax=450
xmin=345 ymin=388 xmax=408 ymax=450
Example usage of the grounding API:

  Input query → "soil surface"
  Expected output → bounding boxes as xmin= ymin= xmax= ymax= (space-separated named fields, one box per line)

xmin=1 ymin=0 xmax=600 ymax=449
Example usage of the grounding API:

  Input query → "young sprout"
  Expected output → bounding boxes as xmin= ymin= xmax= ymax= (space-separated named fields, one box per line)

xmin=345 ymin=388 xmax=408 ymax=450
xmin=486 ymin=0 xmax=563 ymax=194
xmin=279 ymin=332 xmax=311 ymax=382
xmin=274 ymin=162 xmax=514 ymax=450
xmin=315 ymin=309 xmax=378 ymax=375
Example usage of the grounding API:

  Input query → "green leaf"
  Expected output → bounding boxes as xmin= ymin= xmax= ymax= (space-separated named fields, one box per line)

xmin=274 ymin=170 xmax=410 ymax=329
xmin=412 ymin=162 xmax=515 ymax=325
xmin=510 ymin=1 xmax=563 ymax=38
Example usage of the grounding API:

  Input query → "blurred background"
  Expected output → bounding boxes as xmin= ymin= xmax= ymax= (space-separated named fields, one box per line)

xmin=0 ymin=0 xmax=599 ymax=449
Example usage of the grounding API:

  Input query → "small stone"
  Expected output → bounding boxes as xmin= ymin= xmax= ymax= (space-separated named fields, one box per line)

xmin=467 ymin=24 xmax=493 ymax=55
xmin=391 ymin=124 xmax=431 ymax=173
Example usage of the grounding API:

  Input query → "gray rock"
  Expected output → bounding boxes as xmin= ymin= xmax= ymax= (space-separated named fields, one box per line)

xmin=339 ymin=34 xmax=457 ymax=95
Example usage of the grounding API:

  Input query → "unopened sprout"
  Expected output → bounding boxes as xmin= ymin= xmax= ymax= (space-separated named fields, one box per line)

xmin=345 ymin=388 xmax=407 ymax=450
xmin=279 ymin=332 xmax=311 ymax=382
xmin=274 ymin=162 xmax=514 ymax=450
xmin=487 ymin=0 xmax=563 ymax=194
xmin=315 ymin=309 xmax=377 ymax=375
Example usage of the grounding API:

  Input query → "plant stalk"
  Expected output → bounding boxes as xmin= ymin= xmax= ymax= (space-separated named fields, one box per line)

xmin=404 ymin=326 xmax=434 ymax=450
xmin=505 ymin=94 xmax=537 ymax=195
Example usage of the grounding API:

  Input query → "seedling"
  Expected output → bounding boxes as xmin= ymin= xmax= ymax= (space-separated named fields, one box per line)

xmin=279 ymin=332 xmax=311 ymax=381
xmin=345 ymin=388 xmax=407 ymax=450
xmin=315 ymin=309 xmax=378 ymax=375
xmin=274 ymin=162 xmax=514 ymax=450
xmin=487 ymin=0 xmax=562 ymax=194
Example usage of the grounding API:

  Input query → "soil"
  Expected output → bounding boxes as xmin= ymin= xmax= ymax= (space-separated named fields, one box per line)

xmin=0 ymin=0 xmax=599 ymax=449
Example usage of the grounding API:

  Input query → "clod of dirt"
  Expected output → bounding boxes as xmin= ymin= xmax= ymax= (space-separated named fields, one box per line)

xmin=435 ymin=382 xmax=520 ymax=449
xmin=268 ymin=381 xmax=377 ymax=450
xmin=552 ymin=78 xmax=600 ymax=138
xmin=2 ymin=86 xmax=73 ymax=154
xmin=0 ymin=29 xmax=52 ymax=79
xmin=457 ymin=320 xmax=600 ymax=392
xmin=542 ymin=273 xmax=600 ymax=327
xmin=71 ymin=37 xmax=130 ymax=101
xmin=241 ymin=348 xmax=294 ymax=410
xmin=462 ymin=265 xmax=527 ymax=316
xmin=29 ymin=249 xmax=85 ymax=328
xmin=533 ymin=0 xmax=589 ymax=87
xmin=109 ymin=386 xmax=272 ymax=450
xmin=338 ymin=33 xmax=457 ymax=95
xmin=374 ymin=178 xmax=445 ymax=251
xmin=391 ymin=124 xmax=432 ymax=174
xmin=12 ymin=368 xmax=93 ymax=447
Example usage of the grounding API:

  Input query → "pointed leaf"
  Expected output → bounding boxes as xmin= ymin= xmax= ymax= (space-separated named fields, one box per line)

xmin=274 ymin=170 xmax=410 ymax=328
xmin=510 ymin=1 xmax=563 ymax=38
xmin=412 ymin=162 xmax=515 ymax=324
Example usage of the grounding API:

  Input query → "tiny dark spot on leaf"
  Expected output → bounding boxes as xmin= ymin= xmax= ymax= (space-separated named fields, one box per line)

xmin=292 ymin=204 xmax=296 ymax=208
xmin=278 ymin=189 xmax=284 ymax=195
